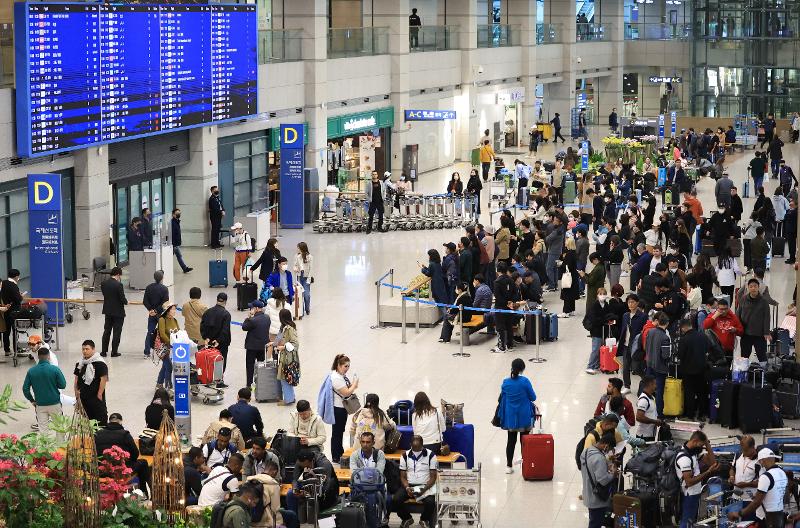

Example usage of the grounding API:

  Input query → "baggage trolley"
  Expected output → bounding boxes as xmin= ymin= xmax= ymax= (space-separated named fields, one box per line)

xmin=65 ymin=278 xmax=91 ymax=323
xmin=669 ymin=419 xmax=704 ymax=444
xmin=436 ymin=454 xmax=481 ymax=527
xmin=12 ymin=316 xmax=47 ymax=367
xmin=190 ymin=345 xmax=224 ymax=404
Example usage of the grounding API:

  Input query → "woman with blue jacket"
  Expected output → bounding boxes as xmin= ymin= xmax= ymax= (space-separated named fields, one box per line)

xmin=498 ymin=358 xmax=537 ymax=474
xmin=419 ymin=249 xmax=448 ymax=321
xmin=267 ymin=256 xmax=294 ymax=304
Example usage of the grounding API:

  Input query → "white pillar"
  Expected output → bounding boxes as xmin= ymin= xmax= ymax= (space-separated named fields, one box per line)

xmin=509 ymin=0 xmax=538 ymax=133
xmin=175 ymin=126 xmax=219 ymax=247
xmin=73 ymin=147 xmax=111 ymax=274
xmin=451 ymin=0 xmax=479 ymax=160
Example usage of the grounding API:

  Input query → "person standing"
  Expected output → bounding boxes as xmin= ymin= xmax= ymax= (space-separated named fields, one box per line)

xmin=242 ymin=300 xmax=270 ymax=389
xmin=293 ymin=242 xmax=313 ymax=317
xmin=498 ymin=358 xmax=537 ymax=474
xmin=728 ymin=435 xmax=761 ymax=523
xmin=644 ymin=312 xmax=671 ymax=417
xmin=768 ymin=135 xmax=784 ymax=177
xmin=156 ymin=305 xmax=180 ymax=391
xmin=735 ymin=278 xmax=772 ymax=363
xmin=580 ymin=433 xmax=618 ymax=528
xmin=142 ymin=270 xmax=169 ymax=359
xmin=328 ymin=354 xmax=359 ymax=462
xmin=608 ymin=107 xmax=618 ymax=135
xmin=140 ymin=208 xmax=153 ymax=248
xmin=251 ymin=237 xmax=281 ymax=281
xmin=366 ymin=171 xmax=392 ymax=234
xmin=466 ymin=169 xmax=483 ymax=220
xmin=228 ymin=387 xmax=264 ymax=442
xmin=182 ymin=287 xmax=208 ymax=344
xmin=408 ymin=8 xmax=421 ymax=49
xmin=677 ymin=432 xmax=719 ymax=528
xmin=201 ymin=292 xmax=232 ymax=387
xmin=127 ymin=217 xmax=144 ymax=252
xmin=492 ymin=261 xmax=515 ymax=353
xmin=100 ymin=266 xmax=127 ymax=358
xmin=749 ymin=152 xmax=768 ymax=192
xmin=1 ymin=269 xmax=23 ymax=356
xmin=268 ymin=257 xmax=295 ymax=304
xmin=230 ymin=222 xmax=252 ymax=283
xmin=559 ymin=237 xmax=579 ymax=318
xmin=785 ymin=197 xmax=797 ymax=264
xmin=479 ymin=140 xmax=495 ymax=182
xmin=677 ymin=318 xmax=708 ymax=421
xmin=208 ymin=185 xmax=225 ymax=249
xmin=23 ymin=343 xmax=66 ymax=435
xmin=170 ymin=209 xmax=192 ymax=273
xmin=618 ymin=294 xmax=647 ymax=394
xmin=727 ymin=448 xmax=788 ymax=527
xmin=550 ymin=112 xmax=566 ymax=144
xmin=578 ymin=108 xmax=588 ymax=140
xmin=272 ymin=308 xmax=299 ymax=406
xmin=73 ymin=340 xmax=109 ymax=425
xmin=760 ymin=113 xmax=776 ymax=149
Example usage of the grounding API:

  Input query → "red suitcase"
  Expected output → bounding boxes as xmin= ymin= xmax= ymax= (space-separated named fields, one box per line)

xmin=521 ymin=433 xmax=554 ymax=480
xmin=196 ymin=347 xmax=224 ymax=385
xmin=600 ymin=344 xmax=619 ymax=373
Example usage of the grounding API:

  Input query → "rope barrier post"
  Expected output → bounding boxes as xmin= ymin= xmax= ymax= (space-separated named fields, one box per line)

xmin=401 ymin=296 xmax=407 ymax=344
xmin=415 ymin=289 xmax=420 ymax=334
xmin=54 ymin=319 xmax=60 ymax=351
xmin=453 ymin=306 xmax=470 ymax=358
xmin=529 ymin=309 xmax=546 ymax=363
xmin=373 ymin=279 xmax=382 ymax=329
xmin=389 ymin=269 xmax=394 ymax=298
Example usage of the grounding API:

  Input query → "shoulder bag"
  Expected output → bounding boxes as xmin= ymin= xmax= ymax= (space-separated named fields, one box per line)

xmin=282 ymin=349 xmax=301 ymax=387
xmin=383 ymin=422 xmax=402 ymax=454
xmin=333 ymin=379 xmax=361 ymax=414
xmin=436 ymin=410 xmax=451 ymax=456
xmin=138 ymin=428 xmax=158 ymax=455
xmin=560 ymin=269 xmax=573 ymax=289
xmin=491 ymin=393 xmax=503 ymax=428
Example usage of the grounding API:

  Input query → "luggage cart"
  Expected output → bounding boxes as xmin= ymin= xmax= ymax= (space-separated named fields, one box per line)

xmin=11 ymin=317 xmax=45 ymax=367
xmin=669 ymin=420 xmax=704 ymax=444
xmin=65 ymin=278 xmax=91 ymax=324
xmin=436 ymin=455 xmax=481 ymax=527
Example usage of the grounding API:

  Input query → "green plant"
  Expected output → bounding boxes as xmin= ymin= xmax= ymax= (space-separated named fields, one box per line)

xmin=101 ymin=498 xmax=160 ymax=528
xmin=588 ymin=151 xmax=605 ymax=164
xmin=0 ymin=384 xmax=27 ymax=425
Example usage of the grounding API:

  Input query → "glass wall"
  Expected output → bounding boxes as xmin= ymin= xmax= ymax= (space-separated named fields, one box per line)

xmin=218 ymin=132 xmax=270 ymax=220
xmin=113 ymin=170 xmax=175 ymax=265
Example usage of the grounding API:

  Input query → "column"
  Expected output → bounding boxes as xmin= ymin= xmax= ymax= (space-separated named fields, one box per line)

xmin=508 ymin=0 xmax=537 ymax=132
xmin=175 ymin=126 xmax=219 ymax=247
xmin=451 ymin=0 xmax=479 ymax=160
xmin=597 ymin=0 xmax=624 ymax=128
xmin=544 ymin=0 xmax=577 ymax=123
xmin=73 ymin=146 xmax=111 ymax=275
xmin=285 ymin=0 xmax=328 ymax=189
xmin=373 ymin=0 xmax=410 ymax=171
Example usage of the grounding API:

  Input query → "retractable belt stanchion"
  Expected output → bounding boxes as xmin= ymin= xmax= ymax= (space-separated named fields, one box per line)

xmin=528 ymin=310 xmax=546 ymax=363
xmin=401 ymin=296 xmax=408 ymax=344
xmin=453 ymin=305 xmax=470 ymax=358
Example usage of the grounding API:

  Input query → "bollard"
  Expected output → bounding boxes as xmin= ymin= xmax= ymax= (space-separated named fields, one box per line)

xmin=401 ymin=296 xmax=407 ymax=344
xmin=374 ymin=281 xmax=382 ymax=329
xmin=415 ymin=289 xmax=420 ymax=334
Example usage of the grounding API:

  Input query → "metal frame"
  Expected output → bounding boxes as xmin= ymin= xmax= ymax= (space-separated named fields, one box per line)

xmin=436 ymin=455 xmax=481 ymax=527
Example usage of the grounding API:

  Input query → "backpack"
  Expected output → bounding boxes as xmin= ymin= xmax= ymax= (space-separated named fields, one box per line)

xmin=248 ymin=480 xmax=265 ymax=523
xmin=350 ymin=467 xmax=388 ymax=528
xmin=383 ymin=459 xmax=402 ymax=494
xmin=205 ymin=440 xmax=237 ymax=466
xmin=663 ymin=446 xmax=687 ymax=496
xmin=625 ymin=442 xmax=665 ymax=477
xmin=575 ymin=430 xmax=599 ymax=470
xmin=210 ymin=500 xmax=242 ymax=528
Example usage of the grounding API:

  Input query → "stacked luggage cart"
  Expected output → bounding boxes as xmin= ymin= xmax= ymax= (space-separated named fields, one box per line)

xmin=436 ymin=455 xmax=482 ymax=527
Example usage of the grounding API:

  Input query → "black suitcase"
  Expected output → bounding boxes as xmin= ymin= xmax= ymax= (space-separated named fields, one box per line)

xmin=336 ymin=502 xmax=367 ymax=528
xmin=777 ymin=380 xmax=800 ymax=419
xmin=524 ymin=312 xmax=540 ymax=344
xmin=718 ymin=380 xmax=740 ymax=429
xmin=237 ymin=280 xmax=258 ymax=310
xmin=738 ymin=382 xmax=774 ymax=433
xmin=772 ymin=237 xmax=786 ymax=257
xmin=619 ymin=489 xmax=659 ymax=528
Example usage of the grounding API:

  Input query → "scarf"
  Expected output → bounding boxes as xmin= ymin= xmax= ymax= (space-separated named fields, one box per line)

xmin=79 ymin=352 xmax=105 ymax=386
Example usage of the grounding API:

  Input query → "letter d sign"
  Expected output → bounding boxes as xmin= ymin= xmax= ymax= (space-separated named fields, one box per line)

xmin=34 ymin=181 xmax=53 ymax=204
xmin=284 ymin=127 xmax=298 ymax=145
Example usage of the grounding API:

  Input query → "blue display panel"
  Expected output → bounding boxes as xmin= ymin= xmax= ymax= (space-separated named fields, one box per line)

xmin=15 ymin=2 xmax=257 ymax=158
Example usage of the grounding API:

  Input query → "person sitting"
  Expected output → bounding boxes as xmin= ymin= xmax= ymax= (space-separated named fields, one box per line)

xmin=221 ymin=483 xmax=261 ymax=528
xmin=593 ymin=378 xmax=634 ymax=426
xmin=94 ymin=412 xmax=150 ymax=494
xmin=183 ymin=446 xmax=210 ymax=505
xmin=392 ymin=435 xmax=438 ymax=528
xmin=471 ymin=274 xmax=494 ymax=334
xmin=439 ymin=282 xmax=473 ymax=343
xmin=198 ymin=452 xmax=244 ymax=507
xmin=350 ymin=431 xmax=387 ymax=472
xmin=521 ymin=270 xmax=543 ymax=304
xmin=288 ymin=400 xmax=327 ymax=452
xmin=144 ymin=387 xmax=175 ymax=430
xmin=287 ymin=450 xmax=340 ymax=521
xmin=228 ymin=387 xmax=264 ymax=442
xmin=243 ymin=436 xmax=282 ymax=479
xmin=202 ymin=409 xmax=246 ymax=451
xmin=246 ymin=460 xmax=300 ymax=528
xmin=202 ymin=427 xmax=239 ymax=468
xmin=349 ymin=393 xmax=396 ymax=451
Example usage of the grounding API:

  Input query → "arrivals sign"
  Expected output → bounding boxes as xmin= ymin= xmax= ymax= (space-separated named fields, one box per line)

xmin=649 ymin=76 xmax=682 ymax=84
xmin=28 ymin=173 xmax=64 ymax=322
xmin=404 ymin=110 xmax=457 ymax=121
xmin=280 ymin=124 xmax=305 ymax=229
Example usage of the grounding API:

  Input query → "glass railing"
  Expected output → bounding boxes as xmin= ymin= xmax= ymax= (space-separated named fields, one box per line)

xmin=410 ymin=25 xmax=457 ymax=52
xmin=258 ymin=29 xmax=303 ymax=63
xmin=328 ymin=27 xmax=389 ymax=58
xmin=576 ymin=23 xmax=606 ymax=41
xmin=477 ymin=24 xmax=520 ymax=48
xmin=536 ymin=22 xmax=560 ymax=44
xmin=624 ymin=23 xmax=691 ymax=41
xmin=0 ymin=24 xmax=12 ymax=89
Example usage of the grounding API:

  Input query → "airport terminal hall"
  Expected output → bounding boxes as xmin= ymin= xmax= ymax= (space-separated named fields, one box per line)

xmin=5 ymin=0 xmax=800 ymax=527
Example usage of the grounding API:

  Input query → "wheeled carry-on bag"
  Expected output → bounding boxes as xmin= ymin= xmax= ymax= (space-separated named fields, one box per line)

xmin=521 ymin=416 xmax=553 ymax=481
xmin=236 ymin=270 xmax=258 ymax=311
xmin=776 ymin=380 xmax=800 ymax=419
xmin=540 ymin=310 xmax=558 ymax=342
xmin=738 ymin=367 xmax=773 ymax=433
xmin=718 ymin=380 xmax=740 ymax=429
xmin=709 ymin=378 xmax=724 ymax=423
xmin=442 ymin=423 xmax=475 ymax=468
xmin=524 ymin=310 xmax=540 ymax=345
xmin=663 ymin=364 xmax=684 ymax=417
xmin=196 ymin=347 xmax=224 ymax=385
xmin=254 ymin=360 xmax=282 ymax=402
xmin=599 ymin=326 xmax=618 ymax=374
xmin=209 ymin=249 xmax=228 ymax=287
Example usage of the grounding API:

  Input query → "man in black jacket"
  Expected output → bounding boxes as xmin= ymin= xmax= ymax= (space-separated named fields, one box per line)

xmin=201 ymin=292 xmax=232 ymax=386
xmin=170 ymin=208 xmax=192 ymax=273
xmin=100 ymin=267 xmax=127 ymax=357
xmin=208 ymin=186 xmax=225 ymax=249
xmin=242 ymin=300 xmax=270 ymax=388
xmin=183 ymin=446 xmax=209 ymax=505
xmin=228 ymin=387 xmax=264 ymax=441
xmin=618 ymin=294 xmax=648 ymax=393
xmin=289 ymin=450 xmax=340 ymax=520
xmin=127 ymin=217 xmax=144 ymax=252
xmin=1 ymin=268 xmax=23 ymax=355
xmin=95 ymin=412 xmax=150 ymax=493
xmin=140 ymin=208 xmax=153 ymax=248
xmin=142 ymin=271 xmax=169 ymax=359
xmin=638 ymin=263 xmax=668 ymax=312
xmin=786 ymin=198 xmax=798 ymax=264
xmin=492 ymin=262 xmax=515 ymax=353
xmin=677 ymin=318 xmax=708 ymax=421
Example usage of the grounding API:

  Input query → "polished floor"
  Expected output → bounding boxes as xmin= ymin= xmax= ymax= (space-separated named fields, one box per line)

xmin=2 ymin=131 xmax=799 ymax=527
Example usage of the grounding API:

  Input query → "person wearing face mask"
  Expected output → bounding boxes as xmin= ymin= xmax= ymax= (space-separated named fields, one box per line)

xmin=170 ymin=208 xmax=192 ymax=273
xmin=267 ymin=257 xmax=295 ymax=305
xmin=714 ymin=248 xmax=740 ymax=301
xmin=666 ymin=256 xmax=688 ymax=292
xmin=585 ymin=287 xmax=614 ymax=375
xmin=395 ymin=173 xmax=412 ymax=212
xmin=466 ymin=169 xmax=483 ymax=221
xmin=676 ymin=431 xmax=719 ymax=528
xmin=208 ymin=186 xmax=225 ymax=249
xmin=513 ymin=162 xmax=529 ymax=207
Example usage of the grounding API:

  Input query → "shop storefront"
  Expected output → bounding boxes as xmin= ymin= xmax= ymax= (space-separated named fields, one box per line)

xmin=327 ymin=107 xmax=394 ymax=189
xmin=497 ymin=88 xmax=525 ymax=151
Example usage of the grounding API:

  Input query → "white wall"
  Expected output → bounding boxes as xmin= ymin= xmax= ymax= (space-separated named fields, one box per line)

xmin=326 ymin=56 xmax=393 ymax=101
xmin=408 ymin=50 xmax=461 ymax=91
xmin=401 ymin=93 xmax=458 ymax=175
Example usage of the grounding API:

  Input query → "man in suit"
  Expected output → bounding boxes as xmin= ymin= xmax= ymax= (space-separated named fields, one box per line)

xmin=1 ymin=269 xmax=23 ymax=355
xmin=201 ymin=292 xmax=232 ymax=387
xmin=170 ymin=208 xmax=192 ymax=273
xmin=208 ymin=186 xmax=225 ymax=249
xmin=241 ymin=300 xmax=270 ymax=389
xmin=140 ymin=208 xmax=153 ymax=248
xmin=101 ymin=267 xmax=127 ymax=357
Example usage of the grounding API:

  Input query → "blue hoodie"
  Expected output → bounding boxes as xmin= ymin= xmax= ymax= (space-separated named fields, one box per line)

xmin=317 ymin=373 xmax=335 ymax=425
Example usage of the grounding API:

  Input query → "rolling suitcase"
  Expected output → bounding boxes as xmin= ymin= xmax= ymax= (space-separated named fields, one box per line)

xmin=396 ymin=425 xmax=413 ymax=450
xmin=540 ymin=311 xmax=558 ymax=342
xmin=600 ymin=343 xmax=619 ymax=373
xmin=772 ymin=237 xmax=786 ymax=257
xmin=694 ymin=225 xmax=702 ymax=254
xmin=613 ymin=493 xmax=641 ymax=528
xmin=196 ymin=347 xmax=224 ymax=385
xmin=718 ymin=380 xmax=740 ymax=428
xmin=663 ymin=368 xmax=684 ymax=417
xmin=521 ymin=432 xmax=554 ymax=481
xmin=442 ymin=423 xmax=475 ymax=468
xmin=773 ymin=328 xmax=791 ymax=356
xmin=209 ymin=249 xmax=228 ymax=288
xmin=524 ymin=311 xmax=541 ymax=344
xmin=743 ymin=179 xmax=750 ymax=198
xmin=776 ymin=380 xmax=800 ymax=419
xmin=737 ymin=368 xmax=773 ymax=433
xmin=709 ymin=378 xmax=724 ymax=423
xmin=254 ymin=360 xmax=282 ymax=402
xmin=236 ymin=272 xmax=258 ymax=311
xmin=336 ymin=502 xmax=367 ymax=528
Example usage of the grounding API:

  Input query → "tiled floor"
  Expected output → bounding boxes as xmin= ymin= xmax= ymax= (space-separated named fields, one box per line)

xmin=2 ymin=132 xmax=799 ymax=526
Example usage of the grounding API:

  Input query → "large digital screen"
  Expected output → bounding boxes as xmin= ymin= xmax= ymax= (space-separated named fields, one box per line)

xmin=14 ymin=2 xmax=258 ymax=158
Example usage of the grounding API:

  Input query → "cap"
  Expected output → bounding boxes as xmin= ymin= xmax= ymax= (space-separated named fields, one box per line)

xmin=232 ymin=222 xmax=243 ymax=230
xmin=249 ymin=300 xmax=265 ymax=308
xmin=757 ymin=448 xmax=780 ymax=461
xmin=27 ymin=334 xmax=43 ymax=344
xmin=383 ymin=171 xmax=391 ymax=178
xmin=443 ymin=242 xmax=456 ymax=251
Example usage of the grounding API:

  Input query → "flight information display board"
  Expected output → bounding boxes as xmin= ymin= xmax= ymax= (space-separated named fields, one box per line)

xmin=15 ymin=2 xmax=257 ymax=157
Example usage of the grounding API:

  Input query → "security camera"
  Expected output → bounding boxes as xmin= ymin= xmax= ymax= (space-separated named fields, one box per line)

xmin=477 ymin=65 xmax=484 ymax=75
xmin=576 ymin=57 xmax=582 ymax=64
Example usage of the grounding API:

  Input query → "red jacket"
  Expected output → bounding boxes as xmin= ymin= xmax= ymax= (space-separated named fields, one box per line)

xmin=702 ymin=311 xmax=744 ymax=352
xmin=594 ymin=395 xmax=635 ymax=427
xmin=640 ymin=319 xmax=656 ymax=350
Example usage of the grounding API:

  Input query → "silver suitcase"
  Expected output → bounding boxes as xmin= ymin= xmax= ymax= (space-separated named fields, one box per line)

xmin=255 ymin=360 xmax=282 ymax=402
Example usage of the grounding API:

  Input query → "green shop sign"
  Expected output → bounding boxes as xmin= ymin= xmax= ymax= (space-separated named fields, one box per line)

xmin=328 ymin=108 xmax=394 ymax=138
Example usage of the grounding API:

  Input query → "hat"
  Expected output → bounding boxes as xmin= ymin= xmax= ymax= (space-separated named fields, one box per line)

xmin=443 ymin=242 xmax=456 ymax=252
xmin=757 ymin=448 xmax=780 ymax=461
xmin=484 ymin=225 xmax=496 ymax=235
xmin=27 ymin=334 xmax=43 ymax=344
xmin=232 ymin=222 xmax=243 ymax=230
xmin=249 ymin=300 xmax=265 ymax=309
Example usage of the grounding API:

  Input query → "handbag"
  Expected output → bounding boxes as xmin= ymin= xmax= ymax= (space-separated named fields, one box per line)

xmin=440 ymin=399 xmax=464 ymax=428
xmin=138 ymin=428 xmax=158 ymax=456
xmin=560 ymin=270 xmax=573 ymax=289
xmin=384 ymin=425 xmax=402 ymax=454
xmin=283 ymin=350 xmax=301 ymax=387
xmin=436 ymin=410 xmax=451 ymax=456
xmin=341 ymin=394 xmax=361 ymax=414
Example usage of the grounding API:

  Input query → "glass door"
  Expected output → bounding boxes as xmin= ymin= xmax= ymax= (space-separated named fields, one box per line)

xmin=116 ymin=187 xmax=129 ymax=264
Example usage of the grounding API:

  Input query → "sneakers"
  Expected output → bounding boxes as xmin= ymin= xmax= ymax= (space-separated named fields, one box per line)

xmin=557 ymin=312 xmax=571 ymax=318
xmin=621 ymin=387 xmax=631 ymax=395
xmin=491 ymin=346 xmax=506 ymax=353
xmin=585 ymin=368 xmax=598 ymax=375
xmin=504 ymin=467 xmax=514 ymax=474
xmin=620 ymin=271 xmax=630 ymax=277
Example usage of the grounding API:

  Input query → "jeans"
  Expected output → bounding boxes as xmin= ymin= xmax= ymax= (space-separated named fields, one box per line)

xmin=143 ymin=315 xmax=158 ymax=356
xmin=587 ymin=337 xmax=603 ymax=370
xmin=546 ymin=253 xmax=559 ymax=289
xmin=173 ymin=245 xmax=190 ymax=272
xmin=481 ymin=162 xmax=491 ymax=181
xmin=679 ymin=493 xmax=701 ymax=528
xmin=299 ymin=275 xmax=311 ymax=315
xmin=157 ymin=355 xmax=173 ymax=389
xmin=331 ymin=406 xmax=348 ymax=462
xmin=772 ymin=158 xmax=781 ymax=176
xmin=577 ymin=263 xmax=586 ymax=294
xmin=588 ymin=507 xmax=610 ymax=528
xmin=740 ymin=334 xmax=768 ymax=362
xmin=35 ymin=404 xmax=62 ymax=436
xmin=646 ymin=367 xmax=667 ymax=417
xmin=102 ymin=315 xmax=124 ymax=355
xmin=280 ymin=508 xmax=300 ymax=528
xmin=280 ymin=379 xmax=296 ymax=403
xmin=754 ymin=176 xmax=764 ymax=192
xmin=367 ymin=201 xmax=384 ymax=232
